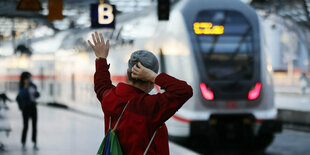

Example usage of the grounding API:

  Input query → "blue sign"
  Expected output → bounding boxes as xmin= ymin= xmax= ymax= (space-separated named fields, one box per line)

xmin=91 ymin=3 xmax=116 ymax=28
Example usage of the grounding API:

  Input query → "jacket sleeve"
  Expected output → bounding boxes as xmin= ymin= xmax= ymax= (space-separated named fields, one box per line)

xmin=94 ymin=58 xmax=115 ymax=101
xmin=142 ymin=73 xmax=193 ymax=130
xmin=16 ymin=92 xmax=23 ymax=110
xmin=31 ymin=83 xmax=40 ymax=98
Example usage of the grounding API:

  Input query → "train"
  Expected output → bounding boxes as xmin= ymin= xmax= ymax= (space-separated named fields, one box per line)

xmin=0 ymin=0 xmax=281 ymax=150
xmin=143 ymin=0 xmax=282 ymax=149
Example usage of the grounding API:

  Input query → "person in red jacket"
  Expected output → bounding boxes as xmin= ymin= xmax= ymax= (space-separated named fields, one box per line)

xmin=88 ymin=32 xmax=193 ymax=154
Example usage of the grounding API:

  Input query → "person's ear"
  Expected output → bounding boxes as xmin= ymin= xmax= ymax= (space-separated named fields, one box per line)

xmin=149 ymin=82 xmax=154 ymax=90
xmin=126 ymin=70 xmax=131 ymax=82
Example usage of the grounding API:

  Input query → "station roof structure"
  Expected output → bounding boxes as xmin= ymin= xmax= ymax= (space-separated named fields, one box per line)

xmin=0 ymin=0 xmax=154 ymax=42
xmin=250 ymin=0 xmax=310 ymax=28
xmin=0 ymin=0 xmax=309 ymax=29
xmin=0 ymin=0 xmax=154 ymax=18
xmin=0 ymin=0 xmax=310 ymax=42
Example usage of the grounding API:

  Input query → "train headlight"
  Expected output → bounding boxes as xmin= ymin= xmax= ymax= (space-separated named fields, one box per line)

xmin=200 ymin=83 xmax=214 ymax=101
xmin=248 ymin=82 xmax=261 ymax=100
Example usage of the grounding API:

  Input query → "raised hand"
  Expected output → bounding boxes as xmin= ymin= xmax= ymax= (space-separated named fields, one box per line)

xmin=88 ymin=32 xmax=110 ymax=59
xmin=131 ymin=62 xmax=158 ymax=83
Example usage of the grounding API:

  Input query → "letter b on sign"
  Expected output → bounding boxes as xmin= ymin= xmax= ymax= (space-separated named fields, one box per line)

xmin=91 ymin=3 xmax=115 ymax=28
xmin=98 ymin=4 xmax=114 ymax=24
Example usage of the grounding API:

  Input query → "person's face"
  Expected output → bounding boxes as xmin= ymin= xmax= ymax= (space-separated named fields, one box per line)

xmin=24 ymin=78 xmax=30 ymax=87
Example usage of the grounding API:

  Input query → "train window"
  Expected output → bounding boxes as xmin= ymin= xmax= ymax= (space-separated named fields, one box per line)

xmin=5 ymin=81 xmax=19 ymax=92
xmin=49 ymin=83 xmax=54 ymax=96
xmin=57 ymin=83 xmax=62 ymax=97
xmin=0 ymin=83 xmax=4 ymax=92
xmin=195 ymin=10 xmax=254 ymax=81
xmin=40 ymin=67 xmax=45 ymax=90
xmin=71 ymin=74 xmax=75 ymax=101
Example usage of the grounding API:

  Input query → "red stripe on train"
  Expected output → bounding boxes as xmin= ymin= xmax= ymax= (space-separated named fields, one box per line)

xmin=172 ymin=115 xmax=191 ymax=123
xmin=0 ymin=75 xmax=52 ymax=80
xmin=0 ymin=74 xmax=127 ymax=82
xmin=155 ymin=84 xmax=161 ymax=93
xmin=111 ymin=75 xmax=127 ymax=82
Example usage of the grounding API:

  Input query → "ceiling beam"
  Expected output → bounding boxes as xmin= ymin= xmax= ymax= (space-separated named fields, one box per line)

xmin=301 ymin=0 xmax=310 ymax=22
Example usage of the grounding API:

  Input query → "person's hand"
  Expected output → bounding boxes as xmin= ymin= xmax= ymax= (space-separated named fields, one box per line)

xmin=88 ymin=32 xmax=110 ymax=59
xmin=131 ymin=62 xmax=158 ymax=83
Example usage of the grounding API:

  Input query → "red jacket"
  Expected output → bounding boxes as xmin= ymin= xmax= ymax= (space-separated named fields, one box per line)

xmin=94 ymin=59 xmax=193 ymax=155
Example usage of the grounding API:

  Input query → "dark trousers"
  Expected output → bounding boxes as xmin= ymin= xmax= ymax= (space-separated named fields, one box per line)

xmin=21 ymin=106 xmax=37 ymax=144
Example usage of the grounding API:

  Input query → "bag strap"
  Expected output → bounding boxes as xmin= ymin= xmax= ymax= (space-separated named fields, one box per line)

xmin=107 ymin=100 xmax=158 ymax=155
xmin=143 ymin=129 xmax=158 ymax=155
xmin=109 ymin=101 xmax=130 ymax=130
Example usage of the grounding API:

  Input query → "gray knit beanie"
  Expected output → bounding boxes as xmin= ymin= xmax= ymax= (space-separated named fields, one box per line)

xmin=128 ymin=50 xmax=159 ymax=74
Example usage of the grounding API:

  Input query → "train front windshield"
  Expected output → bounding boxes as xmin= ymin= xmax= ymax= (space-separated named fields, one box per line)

xmin=195 ymin=11 xmax=254 ymax=81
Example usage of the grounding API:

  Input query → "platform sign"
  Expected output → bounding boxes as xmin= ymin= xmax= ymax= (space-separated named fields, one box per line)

xmin=157 ymin=0 xmax=170 ymax=20
xmin=16 ymin=0 xmax=42 ymax=11
xmin=90 ymin=3 xmax=116 ymax=28
xmin=48 ymin=0 xmax=64 ymax=21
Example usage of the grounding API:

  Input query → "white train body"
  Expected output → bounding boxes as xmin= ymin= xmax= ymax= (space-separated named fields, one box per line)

xmin=145 ymin=0 xmax=278 ymax=138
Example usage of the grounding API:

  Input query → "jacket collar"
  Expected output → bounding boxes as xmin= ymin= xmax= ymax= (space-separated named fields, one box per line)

xmin=115 ymin=83 xmax=145 ymax=97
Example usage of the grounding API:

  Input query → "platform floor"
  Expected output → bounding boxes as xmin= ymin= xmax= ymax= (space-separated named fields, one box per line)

xmin=275 ymin=94 xmax=310 ymax=112
xmin=0 ymin=104 xmax=197 ymax=155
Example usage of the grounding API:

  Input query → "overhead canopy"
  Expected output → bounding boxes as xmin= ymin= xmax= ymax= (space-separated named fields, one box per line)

xmin=250 ymin=0 xmax=310 ymax=28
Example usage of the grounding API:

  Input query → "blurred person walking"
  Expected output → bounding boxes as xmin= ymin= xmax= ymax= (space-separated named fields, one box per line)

xmin=88 ymin=32 xmax=193 ymax=154
xmin=0 ymin=93 xmax=11 ymax=110
xmin=16 ymin=72 xmax=40 ymax=150
xmin=299 ymin=72 xmax=308 ymax=97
